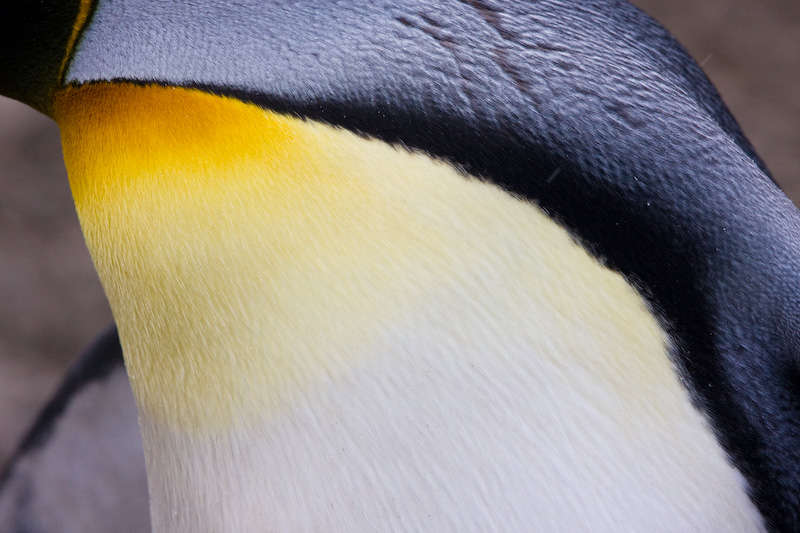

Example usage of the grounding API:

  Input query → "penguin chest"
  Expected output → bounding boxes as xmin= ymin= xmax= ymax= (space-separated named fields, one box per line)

xmin=56 ymin=83 xmax=763 ymax=532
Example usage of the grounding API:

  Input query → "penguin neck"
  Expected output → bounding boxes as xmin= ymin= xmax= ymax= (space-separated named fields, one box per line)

xmin=55 ymin=82 xmax=763 ymax=531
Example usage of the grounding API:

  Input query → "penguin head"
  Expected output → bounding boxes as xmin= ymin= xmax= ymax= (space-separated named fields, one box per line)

xmin=0 ymin=0 xmax=91 ymax=115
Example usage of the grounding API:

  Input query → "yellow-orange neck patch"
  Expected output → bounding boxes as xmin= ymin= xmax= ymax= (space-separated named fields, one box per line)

xmin=56 ymin=82 xmax=405 ymax=429
xmin=53 ymin=82 xmax=673 ymax=437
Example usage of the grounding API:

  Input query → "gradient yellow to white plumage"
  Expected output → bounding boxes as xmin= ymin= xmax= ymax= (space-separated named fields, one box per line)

xmin=55 ymin=82 xmax=763 ymax=531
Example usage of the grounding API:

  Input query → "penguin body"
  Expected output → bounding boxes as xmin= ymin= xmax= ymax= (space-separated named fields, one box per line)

xmin=0 ymin=329 xmax=149 ymax=533
xmin=61 ymin=82 xmax=764 ymax=531
xmin=1 ymin=0 xmax=799 ymax=531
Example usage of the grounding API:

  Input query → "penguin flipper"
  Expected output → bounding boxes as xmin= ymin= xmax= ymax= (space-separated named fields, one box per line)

xmin=0 ymin=328 xmax=149 ymax=533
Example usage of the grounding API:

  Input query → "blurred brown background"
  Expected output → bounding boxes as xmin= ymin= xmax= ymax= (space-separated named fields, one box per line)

xmin=0 ymin=1 xmax=798 ymax=466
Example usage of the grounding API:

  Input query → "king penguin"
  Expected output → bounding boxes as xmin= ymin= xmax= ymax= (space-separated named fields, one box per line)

xmin=1 ymin=0 xmax=799 ymax=531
